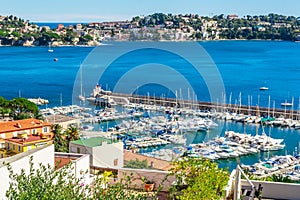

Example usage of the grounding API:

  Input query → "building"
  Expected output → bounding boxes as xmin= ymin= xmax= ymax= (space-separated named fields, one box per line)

xmin=227 ymin=14 xmax=239 ymax=20
xmin=44 ymin=114 xmax=80 ymax=130
xmin=0 ymin=145 xmax=55 ymax=199
xmin=69 ymin=137 xmax=123 ymax=168
xmin=0 ymin=144 xmax=91 ymax=199
xmin=0 ymin=118 xmax=53 ymax=158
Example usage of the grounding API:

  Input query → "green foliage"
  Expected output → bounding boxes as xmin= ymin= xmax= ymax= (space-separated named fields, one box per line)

xmin=5 ymin=158 xmax=158 ymax=200
xmin=53 ymin=124 xmax=80 ymax=152
xmin=5 ymin=157 xmax=88 ymax=200
xmin=0 ymin=96 xmax=40 ymax=120
xmin=84 ymin=34 xmax=93 ymax=41
xmin=91 ymin=172 xmax=155 ymax=200
xmin=124 ymin=159 xmax=148 ymax=169
xmin=266 ymin=174 xmax=295 ymax=183
xmin=52 ymin=124 xmax=68 ymax=152
xmin=9 ymin=97 xmax=39 ymax=120
xmin=169 ymin=158 xmax=229 ymax=200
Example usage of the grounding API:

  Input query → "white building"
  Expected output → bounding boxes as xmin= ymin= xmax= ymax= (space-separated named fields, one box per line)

xmin=69 ymin=137 xmax=124 ymax=169
xmin=0 ymin=144 xmax=90 ymax=199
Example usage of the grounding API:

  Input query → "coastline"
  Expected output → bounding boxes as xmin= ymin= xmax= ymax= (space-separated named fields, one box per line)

xmin=0 ymin=38 xmax=294 ymax=48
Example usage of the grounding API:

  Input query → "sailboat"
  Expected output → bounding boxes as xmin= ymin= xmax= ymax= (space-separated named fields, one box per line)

xmin=48 ymin=42 xmax=54 ymax=52
xmin=78 ymin=65 xmax=85 ymax=101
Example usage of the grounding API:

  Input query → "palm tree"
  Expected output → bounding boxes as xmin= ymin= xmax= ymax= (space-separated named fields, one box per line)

xmin=66 ymin=125 xmax=80 ymax=142
xmin=65 ymin=126 xmax=80 ymax=151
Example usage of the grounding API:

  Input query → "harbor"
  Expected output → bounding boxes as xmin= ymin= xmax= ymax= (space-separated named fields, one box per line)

xmin=39 ymin=87 xmax=300 ymax=172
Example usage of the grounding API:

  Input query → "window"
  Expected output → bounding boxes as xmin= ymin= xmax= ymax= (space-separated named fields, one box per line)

xmin=114 ymin=159 xmax=118 ymax=166
xmin=7 ymin=143 xmax=10 ymax=150
xmin=18 ymin=146 xmax=21 ymax=152
xmin=43 ymin=127 xmax=48 ymax=133
xmin=77 ymin=147 xmax=80 ymax=153
xmin=13 ymin=145 xmax=15 ymax=150
xmin=32 ymin=129 xmax=36 ymax=135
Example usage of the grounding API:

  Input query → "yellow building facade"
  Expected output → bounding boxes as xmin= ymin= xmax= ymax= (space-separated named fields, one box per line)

xmin=0 ymin=118 xmax=53 ymax=158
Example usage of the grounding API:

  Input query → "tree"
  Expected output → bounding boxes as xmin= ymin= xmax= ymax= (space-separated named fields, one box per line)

xmin=66 ymin=125 xmax=80 ymax=142
xmin=65 ymin=125 xmax=80 ymax=150
xmin=53 ymin=124 xmax=68 ymax=152
xmin=5 ymin=157 xmax=89 ymax=200
xmin=169 ymin=158 xmax=229 ymax=200
xmin=8 ymin=97 xmax=39 ymax=120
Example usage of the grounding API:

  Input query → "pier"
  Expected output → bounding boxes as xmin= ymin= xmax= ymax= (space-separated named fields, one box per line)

xmin=110 ymin=92 xmax=300 ymax=120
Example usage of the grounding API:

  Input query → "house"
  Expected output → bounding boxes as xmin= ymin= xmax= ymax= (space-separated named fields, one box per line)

xmin=0 ymin=118 xmax=53 ymax=158
xmin=69 ymin=137 xmax=123 ymax=168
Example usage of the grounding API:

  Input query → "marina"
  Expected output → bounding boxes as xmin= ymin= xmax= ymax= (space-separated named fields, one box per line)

xmin=40 ymin=94 xmax=300 ymax=171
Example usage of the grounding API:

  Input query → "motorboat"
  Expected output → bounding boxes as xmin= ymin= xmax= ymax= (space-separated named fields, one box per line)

xmin=259 ymin=87 xmax=269 ymax=91
xmin=281 ymin=102 xmax=293 ymax=107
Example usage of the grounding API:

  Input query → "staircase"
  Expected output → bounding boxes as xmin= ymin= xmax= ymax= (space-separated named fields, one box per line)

xmin=241 ymin=185 xmax=256 ymax=200
xmin=233 ymin=165 xmax=263 ymax=200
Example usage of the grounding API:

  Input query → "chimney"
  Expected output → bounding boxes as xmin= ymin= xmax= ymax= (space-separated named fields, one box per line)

xmin=15 ymin=123 xmax=22 ymax=128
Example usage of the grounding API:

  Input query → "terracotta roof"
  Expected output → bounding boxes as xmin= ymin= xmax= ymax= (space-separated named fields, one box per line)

xmin=5 ymin=135 xmax=53 ymax=145
xmin=0 ymin=118 xmax=51 ymax=133
xmin=124 ymin=150 xmax=172 ymax=171
xmin=55 ymin=157 xmax=72 ymax=170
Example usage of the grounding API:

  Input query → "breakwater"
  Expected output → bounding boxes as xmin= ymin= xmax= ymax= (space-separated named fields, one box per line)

xmin=110 ymin=92 xmax=300 ymax=120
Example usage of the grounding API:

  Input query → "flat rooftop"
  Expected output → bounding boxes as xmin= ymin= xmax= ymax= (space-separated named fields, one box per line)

xmin=71 ymin=137 xmax=119 ymax=148
xmin=44 ymin=114 xmax=77 ymax=124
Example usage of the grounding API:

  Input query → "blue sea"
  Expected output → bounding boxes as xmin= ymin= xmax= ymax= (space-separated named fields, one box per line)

xmin=1 ymin=40 xmax=300 ymax=170
xmin=1 ymin=41 xmax=299 ymax=109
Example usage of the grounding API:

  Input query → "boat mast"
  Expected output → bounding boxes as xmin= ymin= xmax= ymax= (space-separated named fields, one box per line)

xmin=60 ymin=93 xmax=63 ymax=106
xmin=291 ymin=97 xmax=294 ymax=119
xmin=268 ymin=95 xmax=270 ymax=117
xmin=80 ymin=64 xmax=83 ymax=97
xmin=273 ymin=100 xmax=275 ymax=118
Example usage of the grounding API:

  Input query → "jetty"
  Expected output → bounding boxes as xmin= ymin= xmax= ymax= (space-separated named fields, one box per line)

xmin=108 ymin=92 xmax=300 ymax=120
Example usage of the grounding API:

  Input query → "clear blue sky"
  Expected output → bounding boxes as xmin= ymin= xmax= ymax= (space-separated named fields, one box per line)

xmin=1 ymin=0 xmax=299 ymax=22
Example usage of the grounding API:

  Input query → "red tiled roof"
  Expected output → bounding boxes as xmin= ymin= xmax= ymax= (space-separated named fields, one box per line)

xmin=0 ymin=118 xmax=51 ymax=133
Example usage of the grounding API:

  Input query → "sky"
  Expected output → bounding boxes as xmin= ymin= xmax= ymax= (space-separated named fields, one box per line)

xmin=0 ymin=0 xmax=299 ymax=22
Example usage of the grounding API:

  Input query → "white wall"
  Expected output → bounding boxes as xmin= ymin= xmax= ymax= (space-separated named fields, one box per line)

xmin=0 ymin=145 xmax=55 ymax=200
xmin=92 ymin=141 xmax=123 ymax=168
xmin=70 ymin=140 xmax=124 ymax=169
xmin=242 ymin=180 xmax=300 ymax=200
xmin=55 ymin=152 xmax=91 ymax=186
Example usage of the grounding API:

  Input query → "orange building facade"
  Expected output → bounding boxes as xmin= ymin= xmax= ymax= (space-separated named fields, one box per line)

xmin=0 ymin=118 xmax=53 ymax=158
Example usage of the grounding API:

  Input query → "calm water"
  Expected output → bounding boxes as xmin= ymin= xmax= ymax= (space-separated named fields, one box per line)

xmin=1 ymin=41 xmax=299 ymax=109
xmin=1 ymin=41 xmax=300 ymax=170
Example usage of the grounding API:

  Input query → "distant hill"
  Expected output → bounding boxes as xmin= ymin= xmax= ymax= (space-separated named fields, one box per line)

xmin=0 ymin=13 xmax=300 ymax=46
